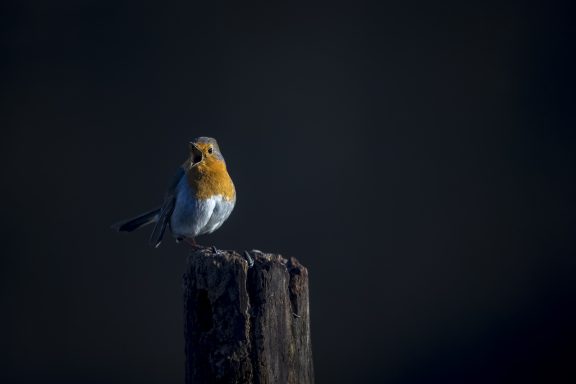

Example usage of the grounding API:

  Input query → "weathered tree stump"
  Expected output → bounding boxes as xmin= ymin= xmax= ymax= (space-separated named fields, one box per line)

xmin=183 ymin=248 xmax=314 ymax=384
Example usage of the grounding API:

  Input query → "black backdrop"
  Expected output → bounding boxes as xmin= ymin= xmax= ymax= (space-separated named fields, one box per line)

xmin=1 ymin=1 xmax=575 ymax=383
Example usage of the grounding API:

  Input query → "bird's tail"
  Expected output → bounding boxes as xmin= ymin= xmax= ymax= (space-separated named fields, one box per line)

xmin=111 ymin=208 xmax=161 ymax=232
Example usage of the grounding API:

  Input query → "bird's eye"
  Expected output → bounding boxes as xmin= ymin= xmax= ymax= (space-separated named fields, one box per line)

xmin=208 ymin=146 xmax=213 ymax=154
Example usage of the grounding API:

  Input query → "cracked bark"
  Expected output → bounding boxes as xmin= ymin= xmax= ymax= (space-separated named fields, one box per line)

xmin=183 ymin=249 xmax=314 ymax=384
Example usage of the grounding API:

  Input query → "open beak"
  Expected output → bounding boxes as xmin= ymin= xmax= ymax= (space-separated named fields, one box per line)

xmin=188 ymin=142 xmax=203 ymax=167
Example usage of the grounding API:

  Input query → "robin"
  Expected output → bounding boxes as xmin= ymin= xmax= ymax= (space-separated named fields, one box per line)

xmin=112 ymin=137 xmax=236 ymax=249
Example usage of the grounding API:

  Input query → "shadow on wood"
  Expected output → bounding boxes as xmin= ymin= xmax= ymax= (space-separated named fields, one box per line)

xmin=183 ymin=249 xmax=314 ymax=384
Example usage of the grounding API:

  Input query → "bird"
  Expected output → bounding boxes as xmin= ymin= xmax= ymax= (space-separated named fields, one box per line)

xmin=112 ymin=137 xmax=236 ymax=249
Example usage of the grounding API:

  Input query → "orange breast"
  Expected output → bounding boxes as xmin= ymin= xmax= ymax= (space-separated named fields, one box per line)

xmin=186 ymin=159 xmax=235 ymax=200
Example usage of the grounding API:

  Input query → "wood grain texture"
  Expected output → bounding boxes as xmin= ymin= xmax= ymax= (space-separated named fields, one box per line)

xmin=183 ymin=249 xmax=314 ymax=384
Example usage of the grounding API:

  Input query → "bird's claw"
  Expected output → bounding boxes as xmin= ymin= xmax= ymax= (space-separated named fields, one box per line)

xmin=243 ymin=251 xmax=255 ymax=268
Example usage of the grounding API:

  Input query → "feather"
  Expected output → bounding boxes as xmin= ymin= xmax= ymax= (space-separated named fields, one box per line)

xmin=149 ymin=167 xmax=185 ymax=248
xmin=111 ymin=208 xmax=160 ymax=232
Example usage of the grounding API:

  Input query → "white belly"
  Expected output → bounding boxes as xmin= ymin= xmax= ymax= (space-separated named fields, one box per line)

xmin=170 ymin=178 xmax=235 ymax=238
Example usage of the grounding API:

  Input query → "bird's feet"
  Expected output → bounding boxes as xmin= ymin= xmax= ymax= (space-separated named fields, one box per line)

xmin=183 ymin=237 xmax=205 ymax=250
xmin=181 ymin=238 xmax=223 ymax=255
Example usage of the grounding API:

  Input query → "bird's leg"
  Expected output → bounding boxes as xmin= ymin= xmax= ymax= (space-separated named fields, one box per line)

xmin=184 ymin=237 xmax=203 ymax=250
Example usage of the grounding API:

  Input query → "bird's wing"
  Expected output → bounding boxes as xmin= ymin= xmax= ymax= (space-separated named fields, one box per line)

xmin=149 ymin=166 xmax=185 ymax=248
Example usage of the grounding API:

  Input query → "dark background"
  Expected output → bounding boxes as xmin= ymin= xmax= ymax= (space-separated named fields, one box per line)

xmin=1 ymin=1 xmax=575 ymax=383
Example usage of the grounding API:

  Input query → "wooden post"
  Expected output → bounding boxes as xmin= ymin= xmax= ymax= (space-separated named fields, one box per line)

xmin=183 ymin=248 xmax=314 ymax=384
